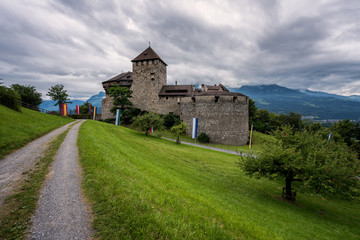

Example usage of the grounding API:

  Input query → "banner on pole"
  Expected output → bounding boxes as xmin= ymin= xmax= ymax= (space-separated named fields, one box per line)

xmin=76 ymin=105 xmax=80 ymax=115
xmin=115 ymin=109 xmax=121 ymax=126
xmin=192 ymin=118 xmax=198 ymax=139
xmin=64 ymin=104 xmax=67 ymax=116
xmin=249 ymin=124 xmax=253 ymax=149
xmin=92 ymin=106 xmax=96 ymax=120
xmin=88 ymin=104 xmax=92 ymax=115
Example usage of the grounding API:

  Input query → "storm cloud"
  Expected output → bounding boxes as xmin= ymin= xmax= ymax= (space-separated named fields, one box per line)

xmin=1 ymin=0 xmax=360 ymax=99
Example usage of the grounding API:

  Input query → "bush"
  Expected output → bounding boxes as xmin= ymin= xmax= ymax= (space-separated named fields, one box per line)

xmin=122 ymin=107 xmax=142 ymax=125
xmin=0 ymin=85 xmax=21 ymax=111
xmin=198 ymin=133 xmax=210 ymax=143
xmin=164 ymin=112 xmax=181 ymax=129
xmin=68 ymin=114 xmax=92 ymax=119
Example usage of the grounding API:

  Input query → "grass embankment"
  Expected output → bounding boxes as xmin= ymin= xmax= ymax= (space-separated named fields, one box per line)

xmin=79 ymin=121 xmax=360 ymax=239
xmin=0 ymin=129 xmax=70 ymax=239
xmin=0 ymin=104 xmax=74 ymax=159
xmin=154 ymin=128 xmax=273 ymax=153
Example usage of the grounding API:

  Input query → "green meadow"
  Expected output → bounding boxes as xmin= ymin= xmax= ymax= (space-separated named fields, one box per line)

xmin=0 ymin=104 xmax=73 ymax=159
xmin=78 ymin=120 xmax=360 ymax=240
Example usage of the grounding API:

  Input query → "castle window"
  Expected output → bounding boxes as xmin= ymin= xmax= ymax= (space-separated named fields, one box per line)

xmin=233 ymin=96 xmax=237 ymax=103
xmin=166 ymin=97 xmax=168 ymax=100
xmin=146 ymin=60 xmax=149 ymax=65
xmin=215 ymin=96 xmax=219 ymax=103
xmin=141 ymin=61 xmax=144 ymax=66
xmin=192 ymin=97 xmax=196 ymax=103
xmin=152 ymin=60 xmax=154 ymax=64
xmin=136 ymin=62 xmax=138 ymax=66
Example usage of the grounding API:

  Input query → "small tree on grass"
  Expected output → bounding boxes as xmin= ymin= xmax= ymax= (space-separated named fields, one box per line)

xmin=133 ymin=113 xmax=164 ymax=135
xmin=238 ymin=126 xmax=360 ymax=201
xmin=171 ymin=122 xmax=188 ymax=144
xmin=108 ymin=85 xmax=133 ymax=113
xmin=47 ymin=84 xmax=72 ymax=107
xmin=10 ymin=84 xmax=42 ymax=107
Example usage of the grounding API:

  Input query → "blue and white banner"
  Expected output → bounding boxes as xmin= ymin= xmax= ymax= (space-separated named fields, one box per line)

xmin=115 ymin=109 xmax=121 ymax=126
xmin=192 ymin=118 xmax=198 ymax=139
xmin=328 ymin=133 xmax=332 ymax=142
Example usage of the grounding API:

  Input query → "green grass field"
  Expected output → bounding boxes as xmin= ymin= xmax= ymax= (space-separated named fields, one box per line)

xmin=78 ymin=120 xmax=360 ymax=240
xmin=0 ymin=104 xmax=74 ymax=159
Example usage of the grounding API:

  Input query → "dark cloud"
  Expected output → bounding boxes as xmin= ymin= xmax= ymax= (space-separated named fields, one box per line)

xmin=1 ymin=0 xmax=360 ymax=98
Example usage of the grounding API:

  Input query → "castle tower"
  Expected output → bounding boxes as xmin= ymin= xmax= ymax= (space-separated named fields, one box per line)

xmin=130 ymin=47 xmax=167 ymax=113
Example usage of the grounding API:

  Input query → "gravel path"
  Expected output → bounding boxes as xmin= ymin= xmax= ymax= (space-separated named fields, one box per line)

xmin=0 ymin=121 xmax=75 ymax=206
xmin=28 ymin=120 xmax=93 ymax=240
xmin=162 ymin=137 xmax=249 ymax=156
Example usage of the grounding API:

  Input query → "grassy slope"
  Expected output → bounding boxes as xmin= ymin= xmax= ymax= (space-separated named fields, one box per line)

xmin=152 ymin=128 xmax=273 ymax=153
xmin=0 ymin=104 xmax=73 ymax=159
xmin=79 ymin=121 xmax=360 ymax=240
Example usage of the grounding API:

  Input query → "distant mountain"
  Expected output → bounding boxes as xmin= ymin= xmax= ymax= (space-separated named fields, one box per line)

xmin=40 ymin=91 xmax=105 ymax=113
xmin=229 ymin=84 xmax=360 ymax=120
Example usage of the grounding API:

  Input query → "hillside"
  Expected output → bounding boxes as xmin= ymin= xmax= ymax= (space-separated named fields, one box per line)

xmin=229 ymin=84 xmax=360 ymax=120
xmin=0 ymin=105 xmax=73 ymax=159
xmin=78 ymin=120 xmax=360 ymax=239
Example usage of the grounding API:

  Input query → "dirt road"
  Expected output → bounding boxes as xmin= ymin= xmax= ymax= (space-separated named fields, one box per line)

xmin=0 ymin=122 xmax=74 ymax=206
xmin=28 ymin=120 xmax=93 ymax=239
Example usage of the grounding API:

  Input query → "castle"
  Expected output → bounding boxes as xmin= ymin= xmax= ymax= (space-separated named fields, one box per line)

xmin=102 ymin=47 xmax=249 ymax=145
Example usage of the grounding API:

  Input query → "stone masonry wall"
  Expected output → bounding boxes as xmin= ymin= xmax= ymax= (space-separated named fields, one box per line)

xmin=180 ymin=95 xmax=249 ymax=145
xmin=157 ymin=96 xmax=181 ymax=115
xmin=101 ymin=95 xmax=115 ymax=119
xmin=130 ymin=59 xmax=167 ymax=113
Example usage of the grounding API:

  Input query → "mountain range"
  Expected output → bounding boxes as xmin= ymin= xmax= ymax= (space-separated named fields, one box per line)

xmin=229 ymin=85 xmax=360 ymax=120
xmin=40 ymin=91 xmax=105 ymax=113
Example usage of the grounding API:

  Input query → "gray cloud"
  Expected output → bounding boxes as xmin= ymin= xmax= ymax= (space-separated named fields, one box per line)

xmin=1 ymin=0 xmax=360 ymax=99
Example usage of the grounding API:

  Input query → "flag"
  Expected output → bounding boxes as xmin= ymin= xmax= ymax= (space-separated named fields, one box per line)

xmin=76 ymin=105 xmax=80 ymax=115
xmin=64 ymin=104 xmax=67 ymax=116
xmin=328 ymin=133 xmax=332 ymax=142
xmin=249 ymin=124 xmax=254 ymax=149
xmin=192 ymin=118 xmax=198 ymax=139
xmin=93 ymin=106 xmax=97 ymax=120
xmin=88 ymin=104 xmax=92 ymax=115
xmin=115 ymin=109 xmax=121 ymax=126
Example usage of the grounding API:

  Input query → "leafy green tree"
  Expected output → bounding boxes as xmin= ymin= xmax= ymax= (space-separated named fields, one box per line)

xmin=10 ymin=84 xmax=42 ymax=107
xmin=108 ymin=85 xmax=133 ymax=114
xmin=164 ymin=112 xmax=181 ymax=129
xmin=133 ymin=113 xmax=164 ymax=135
xmin=79 ymin=101 xmax=91 ymax=114
xmin=239 ymin=126 xmax=360 ymax=201
xmin=278 ymin=112 xmax=305 ymax=132
xmin=0 ymin=85 xmax=21 ymax=111
xmin=46 ymin=84 xmax=72 ymax=106
xmin=171 ymin=121 xmax=188 ymax=143
xmin=248 ymin=98 xmax=257 ymax=128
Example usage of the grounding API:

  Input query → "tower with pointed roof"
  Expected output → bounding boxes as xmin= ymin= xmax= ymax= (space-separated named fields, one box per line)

xmin=130 ymin=47 xmax=167 ymax=113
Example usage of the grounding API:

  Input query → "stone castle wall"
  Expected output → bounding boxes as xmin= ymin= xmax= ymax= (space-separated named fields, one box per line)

xmin=130 ymin=59 xmax=167 ymax=113
xmin=180 ymin=95 xmax=249 ymax=145
xmin=157 ymin=96 xmax=181 ymax=115
xmin=101 ymin=95 xmax=115 ymax=119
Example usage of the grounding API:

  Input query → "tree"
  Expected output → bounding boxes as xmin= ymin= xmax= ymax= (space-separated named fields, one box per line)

xmin=10 ymin=84 xmax=42 ymax=107
xmin=133 ymin=113 xmax=164 ymax=135
xmin=248 ymin=98 xmax=257 ymax=128
xmin=238 ymin=126 xmax=360 ymax=201
xmin=171 ymin=122 xmax=188 ymax=143
xmin=278 ymin=112 xmax=305 ymax=132
xmin=0 ymin=85 xmax=21 ymax=111
xmin=46 ymin=84 xmax=72 ymax=107
xmin=164 ymin=112 xmax=181 ymax=129
xmin=79 ymin=101 xmax=91 ymax=114
xmin=107 ymin=85 xmax=133 ymax=114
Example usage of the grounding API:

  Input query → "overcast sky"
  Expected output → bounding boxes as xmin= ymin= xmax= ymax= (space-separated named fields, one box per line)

xmin=1 ymin=0 xmax=360 ymax=99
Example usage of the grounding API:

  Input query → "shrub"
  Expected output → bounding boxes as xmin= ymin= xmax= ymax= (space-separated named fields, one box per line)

xmin=164 ymin=112 xmax=181 ymax=129
xmin=0 ymin=85 xmax=21 ymax=111
xmin=198 ymin=133 xmax=210 ymax=143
